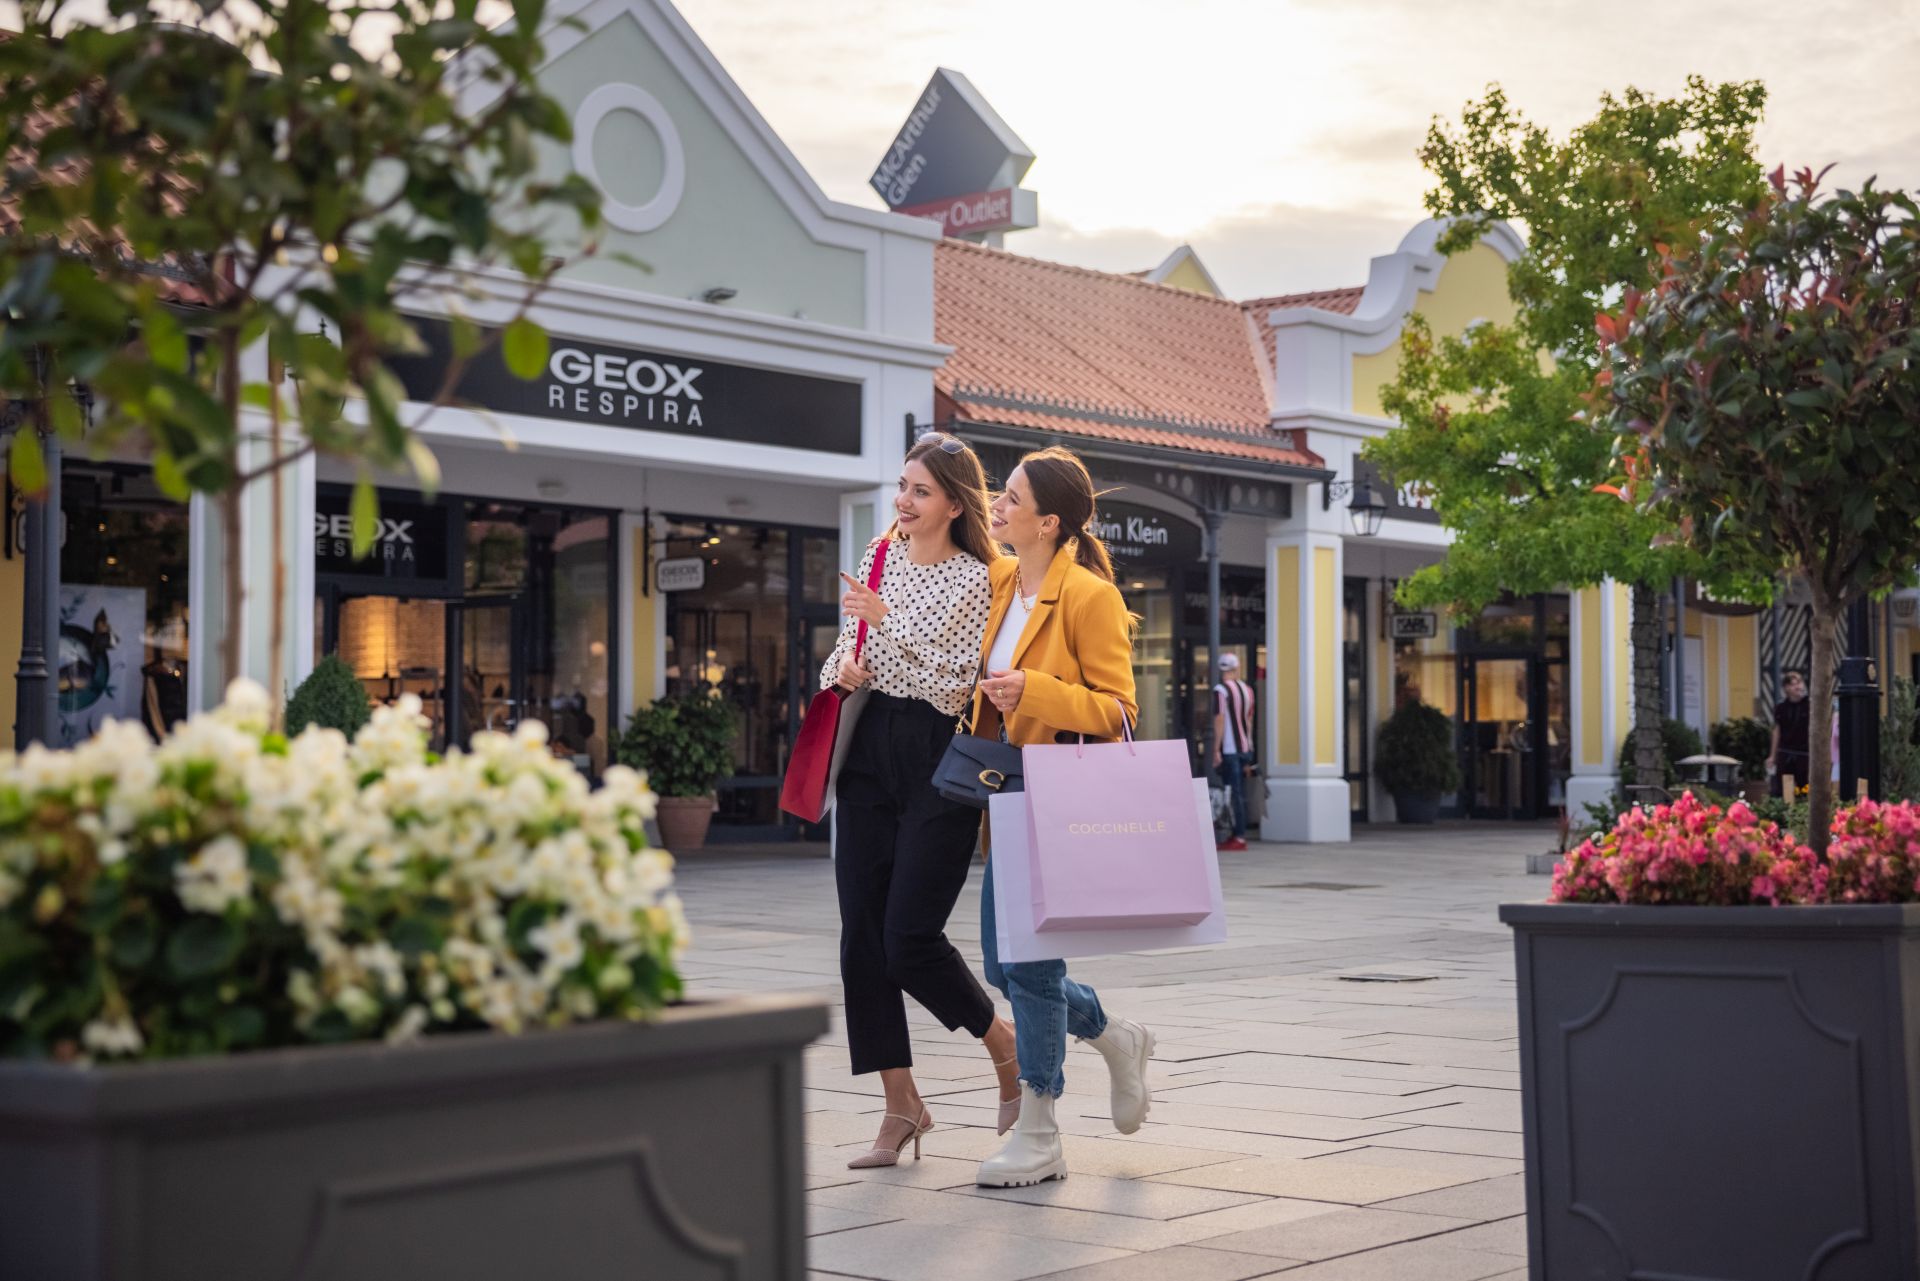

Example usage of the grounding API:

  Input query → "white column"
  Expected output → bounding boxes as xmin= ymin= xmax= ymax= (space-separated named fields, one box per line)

xmin=1261 ymin=523 xmax=1350 ymax=842
xmin=235 ymin=408 xmax=316 ymax=704
xmin=1566 ymin=578 xmax=1630 ymax=817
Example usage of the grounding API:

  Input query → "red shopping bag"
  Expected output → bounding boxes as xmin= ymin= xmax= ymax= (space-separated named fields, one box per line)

xmin=779 ymin=538 xmax=889 ymax=822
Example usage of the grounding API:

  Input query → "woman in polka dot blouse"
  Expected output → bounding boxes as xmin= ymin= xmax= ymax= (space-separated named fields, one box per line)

xmin=822 ymin=431 xmax=1020 ymax=1169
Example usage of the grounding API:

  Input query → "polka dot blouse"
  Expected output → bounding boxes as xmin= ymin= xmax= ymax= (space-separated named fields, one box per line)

xmin=819 ymin=538 xmax=992 ymax=719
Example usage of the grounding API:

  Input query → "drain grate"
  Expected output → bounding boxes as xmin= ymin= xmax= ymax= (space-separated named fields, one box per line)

xmin=1337 ymin=972 xmax=1438 ymax=984
xmin=1258 ymin=882 xmax=1377 ymax=892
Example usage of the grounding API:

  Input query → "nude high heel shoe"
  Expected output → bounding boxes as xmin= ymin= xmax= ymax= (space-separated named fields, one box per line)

xmin=846 ymin=1108 xmax=935 ymax=1170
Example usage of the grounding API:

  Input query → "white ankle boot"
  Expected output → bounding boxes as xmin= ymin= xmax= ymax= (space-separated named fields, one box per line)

xmin=1084 ymin=1016 xmax=1154 ymax=1134
xmin=976 ymin=1084 xmax=1066 ymax=1187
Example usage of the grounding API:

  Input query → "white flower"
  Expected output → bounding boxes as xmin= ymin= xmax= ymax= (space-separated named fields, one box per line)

xmin=81 ymin=1015 xmax=144 ymax=1058
xmin=336 ymin=985 xmax=380 ymax=1027
xmin=529 ymin=915 xmax=585 ymax=975
xmin=4 ymin=673 xmax=679 ymax=1053
xmin=386 ymin=1005 xmax=430 ymax=1045
xmin=175 ymin=835 xmax=252 ymax=915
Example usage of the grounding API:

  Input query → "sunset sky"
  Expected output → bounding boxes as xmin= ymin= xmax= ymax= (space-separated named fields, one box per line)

xmin=678 ymin=0 xmax=1920 ymax=297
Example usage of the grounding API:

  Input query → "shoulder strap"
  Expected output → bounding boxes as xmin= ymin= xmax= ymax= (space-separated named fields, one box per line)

xmin=852 ymin=538 xmax=889 ymax=663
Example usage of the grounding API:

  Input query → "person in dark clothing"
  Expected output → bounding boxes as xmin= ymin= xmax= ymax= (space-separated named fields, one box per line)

xmin=1768 ymin=668 xmax=1810 ymax=796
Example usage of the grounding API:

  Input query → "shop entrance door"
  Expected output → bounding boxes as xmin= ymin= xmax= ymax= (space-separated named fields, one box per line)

xmin=1459 ymin=654 xmax=1539 ymax=819
xmin=446 ymin=597 xmax=526 ymax=751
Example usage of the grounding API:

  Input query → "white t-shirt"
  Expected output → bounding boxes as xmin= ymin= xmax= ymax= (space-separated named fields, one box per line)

xmin=985 ymin=588 xmax=1034 ymax=678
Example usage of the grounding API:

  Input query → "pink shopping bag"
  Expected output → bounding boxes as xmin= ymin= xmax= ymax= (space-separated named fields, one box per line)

xmin=991 ymin=784 xmax=1226 ymax=963
xmin=1022 ymin=724 xmax=1214 ymax=932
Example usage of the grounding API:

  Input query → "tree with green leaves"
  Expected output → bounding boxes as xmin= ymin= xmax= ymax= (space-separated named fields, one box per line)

xmin=0 ymin=0 xmax=603 ymax=710
xmin=1601 ymin=167 xmax=1920 ymax=854
xmin=1365 ymin=77 xmax=1770 ymax=792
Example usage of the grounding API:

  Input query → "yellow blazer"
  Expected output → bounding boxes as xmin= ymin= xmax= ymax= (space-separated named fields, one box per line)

xmin=970 ymin=545 xmax=1139 ymax=749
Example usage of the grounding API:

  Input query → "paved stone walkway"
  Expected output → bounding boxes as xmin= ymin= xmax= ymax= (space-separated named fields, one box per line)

xmin=673 ymin=822 xmax=1556 ymax=1281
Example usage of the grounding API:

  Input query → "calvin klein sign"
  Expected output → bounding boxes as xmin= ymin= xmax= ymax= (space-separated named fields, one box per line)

xmin=390 ymin=319 xmax=862 ymax=455
xmin=1090 ymin=501 xmax=1202 ymax=567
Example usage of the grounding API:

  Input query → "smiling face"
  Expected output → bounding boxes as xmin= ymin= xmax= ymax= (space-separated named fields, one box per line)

xmin=989 ymin=465 xmax=1059 ymax=555
xmin=895 ymin=456 xmax=961 ymax=539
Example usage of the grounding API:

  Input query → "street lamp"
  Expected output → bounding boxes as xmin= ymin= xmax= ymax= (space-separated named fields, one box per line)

xmin=1324 ymin=478 xmax=1387 ymax=538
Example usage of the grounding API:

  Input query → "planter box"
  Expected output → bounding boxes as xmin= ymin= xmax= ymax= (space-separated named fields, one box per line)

xmin=0 ymin=994 xmax=827 ymax=1281
xmin=1393 ymin=792 xmax=1440 ymax=824
xmin=1502 ymin=903 xmax=1920 ymax=1281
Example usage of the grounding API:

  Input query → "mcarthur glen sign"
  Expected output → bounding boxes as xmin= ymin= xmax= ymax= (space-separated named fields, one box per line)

xmin=871 ymin=69 xmax=1038 ymax=242
xmin=896 ymin=187 xmax=1038 ymax=239
xmin=389 ymin=318 xmax=863 ymax=455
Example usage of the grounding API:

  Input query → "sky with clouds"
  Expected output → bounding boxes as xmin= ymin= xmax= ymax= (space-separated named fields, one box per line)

xmin=676 ymin=0 xmax=1920 ymax=299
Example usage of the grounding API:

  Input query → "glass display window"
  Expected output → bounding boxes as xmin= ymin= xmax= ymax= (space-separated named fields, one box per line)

xmin=56 ymin=464 xmax=190 ymax=745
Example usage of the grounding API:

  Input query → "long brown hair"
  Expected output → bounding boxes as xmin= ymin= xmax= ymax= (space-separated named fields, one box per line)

xmin=1018 ymin=445 xmax=1117 ymax=582
xmin=885 ymin=432 xmax=1001 ymax=565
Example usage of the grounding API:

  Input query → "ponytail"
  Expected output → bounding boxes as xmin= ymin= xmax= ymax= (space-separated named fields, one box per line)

xmin=1070 ymin=532 xmax=1116 ymax=583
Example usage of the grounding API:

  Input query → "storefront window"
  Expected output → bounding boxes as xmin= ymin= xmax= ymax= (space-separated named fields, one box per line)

xmin=57 ymin=465 xmax=190 ymax=745
xmin=1394 ymin=632 xmax=1457 ymax=718
xmin=662 ymin=518 xmax=837 ymax=834
xmin=1118 ymin=570 xmax=1174 ymax=741
xmin=1471 ymin=598 xmax=1536 ymax=648
xmin=314 ymin=490 xmax=614 ymax=775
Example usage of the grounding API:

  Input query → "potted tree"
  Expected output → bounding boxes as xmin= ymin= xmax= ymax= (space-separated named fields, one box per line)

xmin=1503 ymin=167 xmax=1920 ymax=1281
xmin=1374 ymin=699 xmax=1460 ymax=824
xmin=618 ymin=692 xmax=736 ymax=852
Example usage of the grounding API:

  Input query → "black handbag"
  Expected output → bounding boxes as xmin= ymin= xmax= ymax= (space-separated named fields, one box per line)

xmin=933 ymin=667 xmax=1023 ymax=809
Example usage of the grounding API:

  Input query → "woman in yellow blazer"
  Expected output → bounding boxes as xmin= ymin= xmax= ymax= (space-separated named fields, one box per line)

xmin=971 ymin=446 xmax=1157 ymax=1188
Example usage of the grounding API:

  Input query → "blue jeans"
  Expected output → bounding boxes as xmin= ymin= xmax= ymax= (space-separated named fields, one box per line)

xmin=1217 ymin=752 xmax=1249 ymax=838
xmin=979 ymin=858 xmax=1107 ymax=1098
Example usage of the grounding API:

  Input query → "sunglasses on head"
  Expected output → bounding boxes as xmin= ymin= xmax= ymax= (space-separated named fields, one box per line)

xmin=916 ymin=431 xmax=966 ymax=455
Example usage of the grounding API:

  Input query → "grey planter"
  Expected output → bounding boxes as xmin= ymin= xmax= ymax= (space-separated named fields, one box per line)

xmin=1502 ymin=903 xmax=1920 ymax=1281
xmin=1392 ymin=791 xmax=1440 ymax=824
xmin=0 ymin=994 xmax=827 ymax=1281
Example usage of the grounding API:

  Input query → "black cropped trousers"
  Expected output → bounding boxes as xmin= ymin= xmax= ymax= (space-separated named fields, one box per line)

xmin=833 ymin=691 xmax=995 ymax=1075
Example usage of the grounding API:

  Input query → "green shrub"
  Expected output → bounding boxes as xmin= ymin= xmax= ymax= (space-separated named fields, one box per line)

xmin=1883 ymin=676 xmax=1920 ymax=803
xmin=616 ymin=692 xmax=737 ymax=798
xmin=1374 ymin=700 xmax=1461 ymax=797
xmin=1710 ymin=716 xmax=1771 ymax=783
xmin=1750 ymin=792 xmax=1813 ymax=843
xmin=285 ymin=654 xmax=371 ymax=738
xmin=1617 ymin=717 xmax=1705 ymax=794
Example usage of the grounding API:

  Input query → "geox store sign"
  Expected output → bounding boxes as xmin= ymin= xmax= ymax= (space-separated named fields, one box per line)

xmin=389 ymin=318 xmax=863 ymax=455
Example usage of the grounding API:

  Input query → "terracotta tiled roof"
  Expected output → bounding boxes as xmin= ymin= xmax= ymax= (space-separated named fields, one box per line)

xmin=1239 ymin=285 xmax=1366 ymax=367
xmin=2 ymin=77 xmax=221 ymax=308
xmin=1242 ymin=285 xmax=1366 ymax=317
xmin=934 ymin=239 xmax=1323 ymax=470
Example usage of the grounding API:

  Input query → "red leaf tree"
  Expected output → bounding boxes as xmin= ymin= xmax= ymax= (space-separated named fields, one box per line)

xmin=1599 ymin=168 xmax=1920 ymax=853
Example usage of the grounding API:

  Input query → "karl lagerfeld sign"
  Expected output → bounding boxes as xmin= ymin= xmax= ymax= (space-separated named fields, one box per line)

xmin=390 ymin=318 xmax=862 ymax=455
